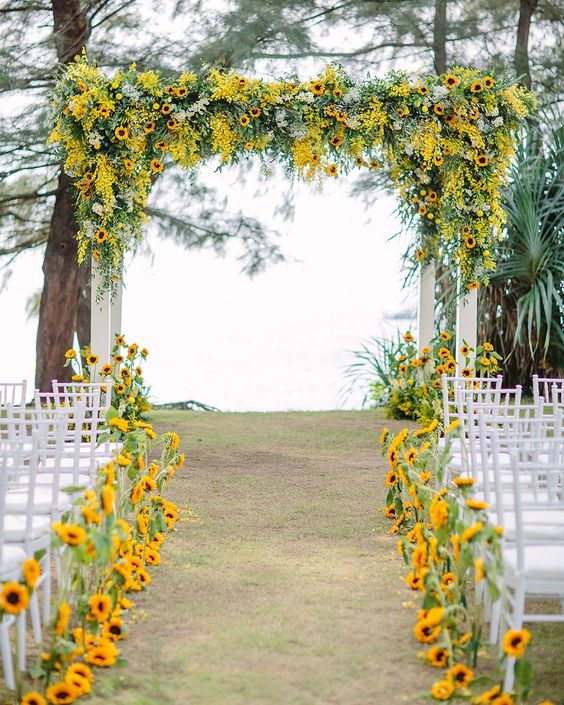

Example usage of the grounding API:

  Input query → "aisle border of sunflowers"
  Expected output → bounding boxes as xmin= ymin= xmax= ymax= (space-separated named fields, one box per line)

xmin=0 ymin=335 xmax=186 ymax=705
xmin=379 ymin=330 xmax=555 ymax=705
xmin=50 ymin=53 xmax=535 ymax=296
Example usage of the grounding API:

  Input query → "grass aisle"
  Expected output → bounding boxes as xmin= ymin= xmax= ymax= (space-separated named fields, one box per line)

xmin=87 ymin=411 xmax=563 ymax=705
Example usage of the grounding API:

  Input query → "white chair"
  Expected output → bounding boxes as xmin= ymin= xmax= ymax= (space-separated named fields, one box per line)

xmin=532 ymin=375 xmax=564 ymax=406
xmin=0 ymin=381 xmax=27 ymax=408
xmin=500 ymin=441 xmax=564 ymax=691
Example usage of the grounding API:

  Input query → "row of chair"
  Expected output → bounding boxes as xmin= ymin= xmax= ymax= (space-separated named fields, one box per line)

xmin=0 ymin=379 xmax=115 ymax=689
xmin=440 ymin=374 xmax=564 ymax=691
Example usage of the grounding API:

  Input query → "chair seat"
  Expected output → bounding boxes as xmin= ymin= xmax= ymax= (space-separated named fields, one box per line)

xmin=504 ymin=544 xmax=564 ymax=584
xmin=0 ymin=544 xmax=27 ymax=576
xmin=5 ymin=486 xmax=72 ymax=513
xmin=498 ymin=509 xmax=564 ymax=541
xmin=2 ymin=514 xmax=51 ymax=542
xmin=20 ymin=472 xmax=91 ymax=489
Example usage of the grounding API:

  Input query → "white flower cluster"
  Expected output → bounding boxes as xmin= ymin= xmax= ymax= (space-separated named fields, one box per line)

xmin=296 ymin=91 xmax=315 ymax=104
xmin=121 ymin=82 xmax=142 ymax=102
xmin=88 ymin=131 xmax=102 ymax=146
xmin=182 ymin=97 xmax=210 ymax=119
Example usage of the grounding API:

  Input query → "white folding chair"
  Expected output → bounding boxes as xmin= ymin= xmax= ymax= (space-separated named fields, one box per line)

xmin=0 ymin=381 xmax=27 ymax=408
xmin=532 ymin=375 xmax=564 ymax=407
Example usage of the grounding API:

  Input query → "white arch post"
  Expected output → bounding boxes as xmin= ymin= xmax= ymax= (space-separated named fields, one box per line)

xmin=455 ymin=273 xmax=477 ymax=368
xmin=417 ymin=261 xmax=436 ymax=351
xmin=90 ymin=260 xmax=123 ymax=363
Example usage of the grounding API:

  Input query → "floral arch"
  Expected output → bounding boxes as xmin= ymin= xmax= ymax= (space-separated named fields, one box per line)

xmin=50 ymin=54 xmax=534 ymax=362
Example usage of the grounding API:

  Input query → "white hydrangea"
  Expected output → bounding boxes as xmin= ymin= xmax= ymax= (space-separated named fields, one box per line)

xmin=344 ymin=116 xmax=360 ymax=129
xmin=492 ymin=116 xmax=504 ymax=128
xmin=432 ymin=86 xmax=449 ymax=99
xmin=121 ymin=82 xmax=142 ymax=102
xmin=275 ymin=110 xmax=288 ymax=127
xmin=343 ymin=88 xmax=361 ymax=104
xmin=92 ymin=202 xmax=104 ymax=216
xmin=83 ymin=221 xmax=96 ymax=239
xmin=296 ymin=91 xmax=315 ymax=103
xmin=185 ymin=97 xmax=209 ymax=118
xmin=88 ymin=131 xmax=102 ymax=146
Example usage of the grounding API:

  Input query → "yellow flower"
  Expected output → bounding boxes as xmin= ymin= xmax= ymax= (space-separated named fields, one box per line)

xmin=453 ymin=476 xmax=475 ymax=487
xmin=108 ymin=416 xmax=129 ymax=433
xmin=439 ymin=331 xmax=451 ymax=342
xmin=461 ymin=367 xmax=473 ymax=378
xmin=470 ymin=80 xmax=483 ymax=93
xmin=45 ymin=682 xmax=78 ymax=705
xmin=430 ymin=497 xmax=448 ymax=529
xmin=431 ymin=680 xmax=455 ymax=701
xmin=239 ymin=114 xmax=250 ymax=127
xmin=21 ymin=692 xmax=47 ymax=705
xmin=85 ymin=644 xmax=117 ymax=667
xmin=151 ymin=159 xmax=164 ymax=172
xmin=448 ymin=663 xmax=474 ymax=688
xmin=476 ymin=154 xmax=489 ymax=167
xmin=88 ymin=593 xmax=112 ymax=622
xmin=475 ymin=557 xmax=485 ymax=581
xmin=64 ymin=349 xmax=76 ymax=359
xmin=502 ymin=628 xmax=531 ymax=657
xmin=444 ymin=419 xmax=460 ymax=434
xmin=22 ymin=558 xmax=41 ymax=588
xmin=0 ymin=581 xmax=29 ymax=615
xmin=311 ymin=81 xmax=325 ymax=95
xmin=379 ymin=427 xmax=388 ymax=445
xmin=101 ymin=484 xmax=115 ymax=515
xmin=102 ymin=616 xmax=125 ymax=641
xmin=55 ymin=601 xmax=71 ymax=636
xmin=404 ymin=448 xmax=417 ymax=464
xmin=54 ymin=523 xmax=87 ymax=546
xmin=326 ymin=163 xmax=338 ymax=177
xmin=444 ymin=74 xmax=459 ymax=88
xmin=404 ymin=331 xmax=414 ymax=343
xmin=114 ymin=126 xmax=128 ymax=140
xmin=427 ymin=646 xmax=450 ymax=668
xmin=466 ymin=499 xmax=488 ymax=510
xmin=461 ymin=522 xmax=483 ymax=543
xmin=480 ymin=357 xmax=491 ymax=367
xmin=483 ymin=342 xmax=494 ymax=352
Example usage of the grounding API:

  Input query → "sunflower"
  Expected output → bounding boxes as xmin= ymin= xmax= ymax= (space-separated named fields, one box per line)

xmin=64 ymin=349 xmax=76 ymax=359
xmin=418 ymin=204 xmax=427 ymax=216
xmin=470 ymin=80 xmax=483 ymax=93
xmin=417 ymin=85 xmax=429 ymax=95
xmin=439 ymin=331 xmax=450 ymax=342
xmin=415 ymin=249 xmax=425 ymax=261
xmin=164 ymin=85 xmax=175 ymax=95
xmin=149 ymin=159 xmax=164 ymax=173
xmin=85 ymin=645 xmax=117 ymax=668
xmin=55 ymin=601 xmax=71 ymax=636
xmin=476 ymin=154 xmax=489 ymax=167
xmin=483 ymin=76 xmax=495 ymax=89
xmin=329 ymin=134 xmax=343 ymax=147
xmin=431 ymin=679 xmax=455 ymax=701
xmin=0 ymin=582 xmax=29 ymax=615
xmin=88 ymin=593 xmax=112 ymax=623
xmin=413 ymin=619 xmax=441 ymax=644
xmin=249 ymin=107 xmax=262 ymax=118
xmin=467 ymin=280 xmax=479 ymax=290
xmin=430 ymin=498 xmax=448 ymax=528
xmin=21 ymin=692 xmax=47 ymax=705
xmin=444 ymin=74 xmax=459 ymax=88
xmin=311 ymin=81 xmax=325 ymax=95
xmin=115 ymin=382 xmax=126 ymax=394
xmin=23 ymin=557 xmax=41 ymax=588
xmin=458 ymin=368 xmax=473 ymax=380
xmin=385 ymin=470 xmax=399 ymax=487
xmin=161 ymin=103 xmax=171 ymax=115
xmin=427 ymin=646 xmax=449 ymax=668
xmin=448 ymin=663 xmax=474 ymax=688
xmin=114 ymin=126 xmax=128 ymax=140
xmin=144 ymin=547 xmax=160 ymax=565
xmin=398 ymin=363 xmax=408 ymax=374
xmin=433 ymin=103 xmax=445 ymax=115
xmin=465 ymin=234 xmax=477 ymax=249
xmin=405 ymin=570 xmax=426 ymax=591
xmin=155 ymin=141 xmax=167 ymax=151
xmin=438 ymin=347 xmax=450 ymax=359
xmin=166 ymin=117 xmax=178 ymax=130
xmin=490 ymin=695 xmax=514 ymax=705
xmin=137 ymin=569 xmax=151 ymax=585
xmin=384 ymin=504 xmax=396 ymax=519
xmin=440 ymin=572 xmax=456 ymax=591
xmin=55 ymin=524 xmax=87 ymax=546
xmin=483 ymin=342 xmax=494 ymax=352
xmin=326 ymin=163 xmax=338 ymax=177
xmin=101 ymin=485 xmax=115 ymax=516
xmin=433 ymin=153 xmax=444 ymax=166
xmin=405 ymin=448 xmax=417 ymax=464
xmin=466 ymin=499 xmax=488 ymax=510
xmin=64 ymin=673 xmax=91 ymax=696
xmin=473 ymin=685 xmax=503 ymax=704
xmin=469 ymin=107 xmax=480 ymax=120
xmin=123 ymin=159 xmax=134 ymax=171
xmin=45 ymin=682 xmax=78 ymax=705
xmin=86 ymin=354 xmax=99 ymax=365
xmin=239 ymin=114 xmax=250 ymax=127
xmin=461 ymin=521 xmax=483 ymax=543
xmin=94 ymin=228 xmax=107 ymax=243
xmin=480 ymin=357 xmax=491 ymax=367
xmin=102 ymin=616 xmax=124 ymax=641
xmin=502 ymin=628 xmax=531 ymax=657
xmin=387 ymin=448 xmax=399 ymax=467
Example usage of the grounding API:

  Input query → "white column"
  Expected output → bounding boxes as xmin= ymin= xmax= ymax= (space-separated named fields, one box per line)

xmin=110 ymin=276 xmax=123 ymax=342
xmin=417 ymin=261 xmax=435 ymax=351
xmin=90 ymin=261 xmax=111 ymax=363
xmin=455 ymin=278 xmax=478 ymax=368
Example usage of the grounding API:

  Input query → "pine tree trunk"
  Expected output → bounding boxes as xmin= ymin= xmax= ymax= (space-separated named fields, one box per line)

xmin=433 ymin=0 xmax=448 ymax=74
xmin=515 ymin=0 xmax=539 ymax=89
xmin=35 ymin=0 xmax=90 ymax=390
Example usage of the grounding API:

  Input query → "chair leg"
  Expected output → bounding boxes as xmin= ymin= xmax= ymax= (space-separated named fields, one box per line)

xmin=0 ymin=619 xmax=16 ymax=690
xmin=42 ymin=565 xmax=51 ymax=623
xmin=29 ymin=591 xmax=42 ymax=643
xmin=16 ymin=611 xmax=26 ymax=672
xmin=489 ymin=599 xmax=502 ymax=644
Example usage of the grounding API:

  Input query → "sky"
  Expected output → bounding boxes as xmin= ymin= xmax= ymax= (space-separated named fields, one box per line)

xmin=0 ymin=164 xmax=413 ymax=411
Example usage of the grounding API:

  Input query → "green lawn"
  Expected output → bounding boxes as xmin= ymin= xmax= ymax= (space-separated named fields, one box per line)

xmin=77 ymin=411 xmax=563 ymax=705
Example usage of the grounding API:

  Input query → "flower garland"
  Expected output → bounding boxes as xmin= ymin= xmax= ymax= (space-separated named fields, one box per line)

xmin=49 ymin=54 xmax=535 ymax=295
xmin=380 ymin=423 xmax=552 ymax=704
xmin=0 ymin=348 xmax=186 ymax=704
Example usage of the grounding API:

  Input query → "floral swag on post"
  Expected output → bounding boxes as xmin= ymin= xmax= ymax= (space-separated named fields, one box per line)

xmin=49 ymin=54 xmax=534 ymax=296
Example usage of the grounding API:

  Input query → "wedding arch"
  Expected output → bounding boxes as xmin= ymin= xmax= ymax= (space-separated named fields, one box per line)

xmin=50 ymin=54 xmax=534 ymax=366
